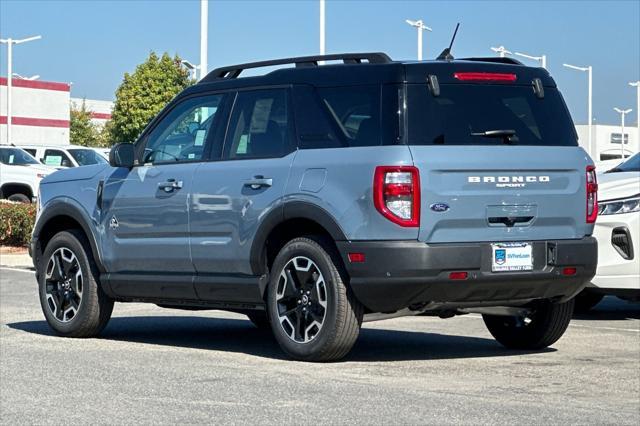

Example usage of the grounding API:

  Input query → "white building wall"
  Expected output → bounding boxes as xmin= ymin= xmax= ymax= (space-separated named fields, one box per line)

xmin=576 ymin=124 xmax=639 ymax=161
xmin=70 ymin=97 xmax=113 ymax=127
xmin=1 ymin=77 xmax=71 ymax=146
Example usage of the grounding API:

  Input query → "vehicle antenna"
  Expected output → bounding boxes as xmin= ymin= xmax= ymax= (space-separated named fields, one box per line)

xmin=436 ymin=23 xmax=460 ymax=61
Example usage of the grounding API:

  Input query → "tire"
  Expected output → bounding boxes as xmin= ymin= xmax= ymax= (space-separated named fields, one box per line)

xmin=7 ymin=193 xmax=30 ymax=203
xmin=483 ymin=298 xmax=574 ymax=350
xmin=266 ymin=236 xmax=363 ymax=361
xmin=246 ymin=311 xmax=270 ymax=330
xmin=38 ymin=229 xmax=114 ymax=337
xmin=573 ymin=290 xmax=604 ymax=314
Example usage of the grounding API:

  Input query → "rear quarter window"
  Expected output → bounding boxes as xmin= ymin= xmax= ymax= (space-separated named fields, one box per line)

xmin=407 ymin=84 xmax=578 ymax=146
xmin=295 ymin=85 xmax=400 ymax=149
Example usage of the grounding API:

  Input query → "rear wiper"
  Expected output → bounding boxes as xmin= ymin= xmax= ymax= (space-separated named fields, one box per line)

xmin=470 ymin=129 xmax=519 ymax=144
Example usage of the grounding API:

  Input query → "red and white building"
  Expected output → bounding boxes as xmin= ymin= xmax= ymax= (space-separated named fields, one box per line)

xmin=0 ymin=77 xmax=112 ymax=146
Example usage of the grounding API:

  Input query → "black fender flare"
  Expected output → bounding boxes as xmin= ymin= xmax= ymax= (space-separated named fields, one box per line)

xmin=32 ymin=197 xmax=105 ymax=273
xmin=249 ymin=201 xmax=347 ymax=275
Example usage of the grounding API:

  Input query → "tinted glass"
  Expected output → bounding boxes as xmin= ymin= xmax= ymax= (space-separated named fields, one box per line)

xmin=407 ymin=84 xmax=578 ymax=146
xmin=225 ymin=89 xmax=290 ymax=159
xmin=0 ymin=148 xmax=40 ymax=165
xmin=68 ymin=149 xmax=107 ymax=166
xmin=44 ymin=149 xmax=73 ymax=167
xmin=318 ymin=86 xmax=381 ymax=147
xmin=143 ymin=95 xmax=224 ymax=164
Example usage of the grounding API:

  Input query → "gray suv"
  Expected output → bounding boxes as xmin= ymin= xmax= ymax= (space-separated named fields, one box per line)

xmin=31 ymin=53 xmax=598 ymax=361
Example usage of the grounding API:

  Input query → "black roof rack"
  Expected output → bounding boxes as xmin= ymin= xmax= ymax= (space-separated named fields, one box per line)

xmin=201 ymin=52 xmax=393 ymax=82
xmin=459 ymin=57 xmax=524 ymax=66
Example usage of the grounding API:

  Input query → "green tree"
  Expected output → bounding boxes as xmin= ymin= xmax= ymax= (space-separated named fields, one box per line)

xmin=109 ymin=51 xmax=191 ymax=143
xmin=69 ymin=100 xmax=98 ymax=147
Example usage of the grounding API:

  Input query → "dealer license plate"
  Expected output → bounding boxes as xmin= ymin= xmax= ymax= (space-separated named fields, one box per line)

xmin=491 ymin=243 xmax=533 ymax=272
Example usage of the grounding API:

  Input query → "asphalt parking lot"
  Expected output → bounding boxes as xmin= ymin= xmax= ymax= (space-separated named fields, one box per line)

xmin=1 ymin=266 xmax=638 ymax=424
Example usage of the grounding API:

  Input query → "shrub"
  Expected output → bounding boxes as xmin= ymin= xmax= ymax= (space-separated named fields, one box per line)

xmin=0 ymin=201 xmax=37 ymax=247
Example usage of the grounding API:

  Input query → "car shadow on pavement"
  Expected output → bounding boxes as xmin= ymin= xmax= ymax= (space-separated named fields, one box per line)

xmin=7 ymin=315 xmax=552 ymax=362
xmin=573 ymin=296 xmax=640 ymax=321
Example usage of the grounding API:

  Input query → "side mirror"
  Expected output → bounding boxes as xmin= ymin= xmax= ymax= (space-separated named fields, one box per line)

xmin=109 ymin=143 xmax=135 ymax=168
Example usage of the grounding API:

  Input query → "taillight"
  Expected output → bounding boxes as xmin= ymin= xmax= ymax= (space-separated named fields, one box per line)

xmin=586 ymin=165 xmax=598 ymax=223
xmin=373 ymin=166 xmax=420 ymax=227
xmin=453 ymin=72 xmax=517 ymax=82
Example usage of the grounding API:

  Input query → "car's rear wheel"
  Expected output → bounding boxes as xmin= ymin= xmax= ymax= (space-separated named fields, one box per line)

xmin=573 ymin=290 xmax=604 ymax=313
xmin=483 ymin=299 xmax=574 ymax=350
xmin=38 ymin=230 xmax=114 ymax=337
xmin=267 ymin=236 xmax=363 ymax=361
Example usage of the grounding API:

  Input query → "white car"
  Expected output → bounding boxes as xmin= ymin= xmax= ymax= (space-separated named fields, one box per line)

xmin=19 ymin=144 xmax=108 ymax=168
xmin=575 ymin=153 xmax=640 ymax=312
xmin=0 ymin=146 xmax=57 ymax=203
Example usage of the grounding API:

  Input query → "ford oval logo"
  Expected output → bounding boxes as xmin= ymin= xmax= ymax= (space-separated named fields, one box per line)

xmin=430 ymin=203 xmax=450 ymax=213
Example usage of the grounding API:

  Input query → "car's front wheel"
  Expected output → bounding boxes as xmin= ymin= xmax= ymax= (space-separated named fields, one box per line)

xmin=483 ymin=299 xmax=574 ymax=350
xmin=38 ymin=230 xmax=114 ymax=337
xmin=267 ymin=236 xmax=363 ymax=361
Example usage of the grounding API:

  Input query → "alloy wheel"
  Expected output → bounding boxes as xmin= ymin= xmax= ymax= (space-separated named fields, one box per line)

xmin=275 ymin=256 xmax=328 ymax=343
xmin=44 ymin=247 xmax=83 ymax=323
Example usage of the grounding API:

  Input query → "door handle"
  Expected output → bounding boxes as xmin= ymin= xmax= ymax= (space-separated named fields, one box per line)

xmin=158 ymin=179 xmax=183 ymax=192
xmin=244 ymin=176 xmax=273 ymax=190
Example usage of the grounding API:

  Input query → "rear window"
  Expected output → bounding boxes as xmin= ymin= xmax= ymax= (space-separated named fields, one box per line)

xmin=407 ymin=84 xmax=577 ymax=146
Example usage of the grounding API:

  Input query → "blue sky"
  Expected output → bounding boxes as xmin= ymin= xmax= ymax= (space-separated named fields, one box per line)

xmin=1 ymin=0 xmax=639 ymax=125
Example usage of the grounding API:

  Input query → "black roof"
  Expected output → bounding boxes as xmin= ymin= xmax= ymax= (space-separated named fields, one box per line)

xmin=188 ymin=52 xmax=555 ymax=93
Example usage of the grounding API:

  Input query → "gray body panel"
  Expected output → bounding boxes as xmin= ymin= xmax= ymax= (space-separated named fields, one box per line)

xmin=408 ymin=145 xmax=593 ymax=243
xmin=190 ymin=153 xmax=296 ymax=276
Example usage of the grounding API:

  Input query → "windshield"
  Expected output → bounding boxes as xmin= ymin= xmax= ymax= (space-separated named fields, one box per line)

xmin=0 ymin=147 xmax=41 ymax=165
xmin=407 ymin=84 xmax=578 ymax=146
xmin=67 ymin=149 xmax=108 ymax=166
xmin=608 ymin=153 xmax=640 ymax=173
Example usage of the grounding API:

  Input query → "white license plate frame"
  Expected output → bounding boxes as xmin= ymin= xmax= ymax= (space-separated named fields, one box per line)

xmin=491 ymin=242 xmax=533 ymax=272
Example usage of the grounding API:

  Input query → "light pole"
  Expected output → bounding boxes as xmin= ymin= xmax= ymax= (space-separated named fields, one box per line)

xmin=630 ymin=81 xmax=640 ymax=142
xmin=0 ymin=35 xmax=42 ymax=144
xmin=320 ymin=0 xmax=325 ymax=57
xmin=613 ymin=108 xmax=632 ymax=160
xmin=514 ymin=51 xmax=547 ymax=69
xmin=490 ymin=45 xmax=512 ymax=58
xmin=200 ymin=0 xmax=208 ymax=80
xmin=563 ymin=63 xmax=593 ymax=157
xmin=180 ymin=60 xmax=199 ymax=80
xmin=406 ymin=19 xmax=432 ymax=61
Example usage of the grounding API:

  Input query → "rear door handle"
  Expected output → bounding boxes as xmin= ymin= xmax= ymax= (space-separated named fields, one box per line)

xmin=244 ymin=176 xmax=273 ymax=189
xmin=158 ymin=179 xmax=183 ymax=192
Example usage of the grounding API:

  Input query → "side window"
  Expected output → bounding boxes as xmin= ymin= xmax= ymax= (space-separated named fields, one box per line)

xmin=43 ymin=149 xmax=73 ymax=167
xmin=317 ymin=86 xmax=381 ymax=147
xmin=142 ymin=94 xmax=224 ymax=164
xmin=23 ymin=148 xmax=37 ymax=157
xmin=224 ymin=89 xmax=291 ymax=159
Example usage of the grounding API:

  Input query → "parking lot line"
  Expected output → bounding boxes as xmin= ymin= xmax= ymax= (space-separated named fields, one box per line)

xmin=0 ymin=267 xmax=35 ymax=274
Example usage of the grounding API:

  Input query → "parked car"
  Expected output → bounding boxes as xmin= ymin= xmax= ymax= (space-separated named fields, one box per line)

xmin=19 ymin=144 xmax=108 ymax=168
xmin=31 ymin=52 xmax=597 ymax=361
xmin=0 ymin=146 xmax=57 ymax=203
xmin=574 ymin=152 xmax=640 ymax=312
xmin=90 ymin=147 xmax=111 ymax=160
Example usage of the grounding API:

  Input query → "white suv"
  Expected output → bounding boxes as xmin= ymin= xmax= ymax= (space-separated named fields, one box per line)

xmin=575 ymin=153 xmax=640 ymax=312
xmin=19 ymin=144 xmax=108 ymax=168
xmin=0 ymin=146 xmax=57 ymax=203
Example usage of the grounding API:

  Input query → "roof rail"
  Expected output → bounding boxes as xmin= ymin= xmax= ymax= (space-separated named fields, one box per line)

xmin=201 ymin=52 xmax=393 ymax=82
xmin=459 ymin=57 xmax=524 ymax=66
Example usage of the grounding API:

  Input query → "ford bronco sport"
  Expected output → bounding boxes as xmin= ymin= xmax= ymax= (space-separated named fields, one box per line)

xmin=31 ymin=53 xmax=598 ymax=361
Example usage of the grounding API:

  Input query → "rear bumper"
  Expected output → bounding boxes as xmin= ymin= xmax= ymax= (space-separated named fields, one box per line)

xmin=337 ymin=237 xmax=597 ymax=312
